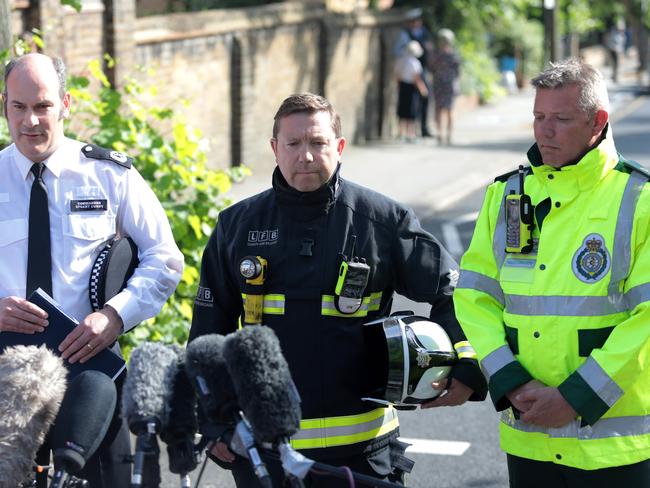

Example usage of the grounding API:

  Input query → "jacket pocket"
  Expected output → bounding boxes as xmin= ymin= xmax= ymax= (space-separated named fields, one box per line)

xmin=578 ymin=326 xmax=615 ymax=357
xmin=64 ymin=213 xmax=115 ymax=241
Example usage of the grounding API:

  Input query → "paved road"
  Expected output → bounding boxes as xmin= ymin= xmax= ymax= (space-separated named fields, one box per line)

xmin=158 ymin=73 xmax=649 ymax=487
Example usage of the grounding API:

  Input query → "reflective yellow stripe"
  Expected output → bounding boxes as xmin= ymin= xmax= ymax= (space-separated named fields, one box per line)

xmin=454 ymin=340 xmax=477 ymax=359
xmin=290 ymin=407 xmax=399 ymax=449
xmin=241 ymin=293 xmax=285 ymax=315
xmin=321 ymin=292 xmax=383 ymax=318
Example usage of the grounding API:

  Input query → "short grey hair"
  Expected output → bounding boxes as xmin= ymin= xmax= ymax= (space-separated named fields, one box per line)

xmin=3 ymin=54 xmax=67 ymax=101
xmin=531 ymin=58 xmax=610 ymax=118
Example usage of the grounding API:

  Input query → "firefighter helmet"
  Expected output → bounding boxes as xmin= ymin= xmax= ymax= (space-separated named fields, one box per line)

xmin=362 ymin=314 xmax=456 ymax=408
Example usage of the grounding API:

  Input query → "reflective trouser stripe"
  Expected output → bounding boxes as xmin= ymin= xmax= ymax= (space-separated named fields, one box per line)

xmin=457 ymin=270 xmax=504 ymax=306
xmin=481 ymin=345 xmax=516 ymax=380
xmin=501 ymin=410 xmax=650 ymax=440
xmin=577 ymin=357 xmax=623 ymax=407
xmin=241 ymin=293 xmax=285 ymax=315
xmin=321 ymin=292 xmax=382 ymax=318
xmin=609 ymin=171 xmax=646 ymax=295
xmin=454 ymin=341 xmax=477 ymax=359
xmin=290 ymin=407 xmax=399 ymax=450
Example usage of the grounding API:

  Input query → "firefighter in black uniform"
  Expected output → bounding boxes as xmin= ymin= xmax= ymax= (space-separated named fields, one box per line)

xmin=189 ymin=93 xmax=486 ymax=486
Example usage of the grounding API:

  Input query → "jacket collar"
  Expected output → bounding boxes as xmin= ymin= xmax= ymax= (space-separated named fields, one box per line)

xmin=527 ymin=125 xmax=619 ymax=194
xmin=272 ymin=163 xmax=341 ymax=220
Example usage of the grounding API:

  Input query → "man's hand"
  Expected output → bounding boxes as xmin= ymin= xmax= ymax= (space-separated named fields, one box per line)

xmin=506 ymin=380 xmax=546 ymax=414
xmin=210 ymin=441 xmax=235 ymax=463
xmin=518 ymin=387 xmax=577 ymax=428
xmin=59 ymin=305 xmax=123 ymax=364
xmin=0 ymin=296 xmax=48 ymax=333
xmin=421 ymin=378 xmax=473 ymax=408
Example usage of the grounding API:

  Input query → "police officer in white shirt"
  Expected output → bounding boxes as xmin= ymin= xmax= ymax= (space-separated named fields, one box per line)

xmin=0 ymin=53 xmax=183 ymax=485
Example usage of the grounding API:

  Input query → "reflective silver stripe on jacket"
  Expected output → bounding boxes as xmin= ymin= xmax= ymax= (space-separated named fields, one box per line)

xmin=501 ymin=408 xmax=650 ymax=440
xmin=504 ymin=294 xmax=627 ymax=317
xmin=457 ymin=270 xmax=505 ymax=306
xmin=609 ymin=171 xmax=647 ymax=296
xmin=577 ymin=357 xmax=623 ymax=407
xmin=625 ymin=282 xmax=650 ymax=309
xmin=480 ymin=345 xmax=516 ymax=380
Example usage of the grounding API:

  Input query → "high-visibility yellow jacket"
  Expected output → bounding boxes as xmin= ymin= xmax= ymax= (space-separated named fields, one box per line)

xmin=454 ymin=132 xmax=650 ymax=470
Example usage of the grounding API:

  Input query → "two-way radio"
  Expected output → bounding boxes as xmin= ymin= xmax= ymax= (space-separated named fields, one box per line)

xmin=335 ymin=235 xmax=370 ymax=314
xmin=505 ymin=165 xmax=534 ymax=254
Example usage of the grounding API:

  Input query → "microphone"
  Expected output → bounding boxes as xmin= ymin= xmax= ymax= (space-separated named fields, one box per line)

xmin=223 ymin=326 xmax=301 ymax=443
xmin=184 ymin=334 xmax=239 ymax=427
xmin=0 ymin=345 xmax=67 ymax=486
xmin=50 ymin=370 xmax=117 ymax=488
xmin=185 ymin=334 xmax=272 ymax=488
xmin=122 ymin=342 xmax=178 ymax=488
xmin=160 ymin=346 xmax=198 ymax=488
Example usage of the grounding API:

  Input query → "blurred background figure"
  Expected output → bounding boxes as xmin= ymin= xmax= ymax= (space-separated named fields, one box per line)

xmin=606 ymin=19 xmax=626 ymax=83
xmin=395 ymin=40 xmax=428 ymax=143
xmin=430 ymin=28 xmax=461 ymax=146
xmin=393 ymin=8 xmax=435 ymax=137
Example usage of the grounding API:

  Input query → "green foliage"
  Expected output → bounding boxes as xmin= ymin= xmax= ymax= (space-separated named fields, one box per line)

xmin=60 ymin=0 xmax=82 ymax=12
xmin=68 ymin=58 xmax=247 ymax=355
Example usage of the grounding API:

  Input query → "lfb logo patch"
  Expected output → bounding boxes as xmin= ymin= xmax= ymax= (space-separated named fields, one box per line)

xmin=572 ymin=233 xmax=611 ymax=283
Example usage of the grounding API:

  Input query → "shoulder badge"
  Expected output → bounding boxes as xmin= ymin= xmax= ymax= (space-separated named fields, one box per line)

xmin=619 ymin=158 xmax=650 ymax=180
xmin=81 ymin=144 xmax=132 ymax=169
xmin=494 ymin=165 xmax=531 ymax=183
xmin=572 ymin=233 xmax=611 ymax=283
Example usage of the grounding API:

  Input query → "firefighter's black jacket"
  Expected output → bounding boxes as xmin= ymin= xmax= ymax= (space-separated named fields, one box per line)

xmin=190 ymin=166 xmax=487 ymax=459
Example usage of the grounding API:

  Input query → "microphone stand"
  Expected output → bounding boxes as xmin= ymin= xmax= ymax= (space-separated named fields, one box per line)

xmin=131 ymin=421 xmax=162 ymax=488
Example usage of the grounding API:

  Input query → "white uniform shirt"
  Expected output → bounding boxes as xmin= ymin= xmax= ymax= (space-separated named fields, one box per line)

xmin=394 ymin=55 xmax=423 ymax=83
xmin=0 ymin=138 xmax=184 ymax=331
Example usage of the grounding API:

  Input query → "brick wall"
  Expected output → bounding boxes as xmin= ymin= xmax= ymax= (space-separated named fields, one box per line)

xmin=8 ymin=1 xmax=408 ymax=175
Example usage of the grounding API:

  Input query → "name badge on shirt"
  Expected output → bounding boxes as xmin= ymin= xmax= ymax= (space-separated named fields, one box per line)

xmin=70 ymin=199 xmax=108 ymax=212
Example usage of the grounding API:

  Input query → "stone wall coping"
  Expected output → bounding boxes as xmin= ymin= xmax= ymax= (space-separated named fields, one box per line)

xmin=135 ymin=2 xmax=408 ymax=45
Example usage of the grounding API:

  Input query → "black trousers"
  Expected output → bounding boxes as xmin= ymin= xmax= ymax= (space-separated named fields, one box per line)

xmin=225 ymin=439 xmax=410 ymax=488
xmin=35 ymin=372 xmax=131 ymax=487
xmin=507 ymin=454 xmax=650 ymax=488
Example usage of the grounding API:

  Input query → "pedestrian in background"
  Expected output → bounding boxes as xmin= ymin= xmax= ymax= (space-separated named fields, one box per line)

xmin=430 ymin=28 xmax=461 ymax=146
xmin=455 ymin=58 xmax=650 ymax=486
xmin=606 ymin=19 xmax=626 ymax=83
xmin=395 ymin=40 xmax=428 ymax=143
xmin=393 ymin=8 xmax=435 ymax=138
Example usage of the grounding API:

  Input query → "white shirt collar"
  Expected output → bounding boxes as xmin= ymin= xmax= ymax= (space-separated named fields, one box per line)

xmin=12 ymin=137 xmax=73 ymax=180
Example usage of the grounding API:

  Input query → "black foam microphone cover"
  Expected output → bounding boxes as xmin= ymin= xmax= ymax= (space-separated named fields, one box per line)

xmin=122 ymin=342 xmax=178 ymax=434
xmin=185 ymin=334 xmax=239 ymax=425
xmin=161 ymin=348 xmax=198 ymax=475
xmin=223 ymin=326 xmax=301 ymax=443
xmin=51 ymin=370 xmax=117 ymax=473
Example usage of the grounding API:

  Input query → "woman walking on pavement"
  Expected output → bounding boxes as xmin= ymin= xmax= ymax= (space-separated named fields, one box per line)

xmin=395 ymin=40 xmax=429 ymax=143
xmin=430 ymin=28 xmax=461 ymax=146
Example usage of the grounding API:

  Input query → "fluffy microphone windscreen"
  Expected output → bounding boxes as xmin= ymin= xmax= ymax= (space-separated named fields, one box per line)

xmin=160 ymin=347 xmax=198 ymax=443
xmin=0 ymin=345 xmax=67 ymax=486
xmin=223 ymin=326 xmax=301 ymax=443
xmin=121 ymin=342 xmax=178 ymax=433
xmin=51 ymin=370 xmax=117 ymax=473
xmin=185 ymin=334 xmax=239 ymax=424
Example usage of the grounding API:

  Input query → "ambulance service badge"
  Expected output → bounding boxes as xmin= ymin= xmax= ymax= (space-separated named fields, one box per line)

xmin=572 ymin=233 xmax=610 ymax=283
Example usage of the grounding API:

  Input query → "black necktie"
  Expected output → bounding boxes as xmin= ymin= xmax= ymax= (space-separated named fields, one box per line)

xmin=26 ymin=163 xmax=52 ymax=297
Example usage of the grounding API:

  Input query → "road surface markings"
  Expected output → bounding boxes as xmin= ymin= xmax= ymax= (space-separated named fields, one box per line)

xmin=399 ymin=437 xmax=471 ymax=456
xmin=441 ymin=211 xmax=479 ymax=258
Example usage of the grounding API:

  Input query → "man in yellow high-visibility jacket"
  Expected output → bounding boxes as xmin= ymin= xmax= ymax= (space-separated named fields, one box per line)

xmin=455 ymin=58 xmax=650 ymax=487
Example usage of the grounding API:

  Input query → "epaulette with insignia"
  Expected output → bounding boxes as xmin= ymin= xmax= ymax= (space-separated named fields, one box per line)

xmin=494 ymin=165 xmax=531 ymax=183
xmin=81 ymin=144 xmax=132 ymax=169
xmin=619 ymin=157 xmax=650 ymax=180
